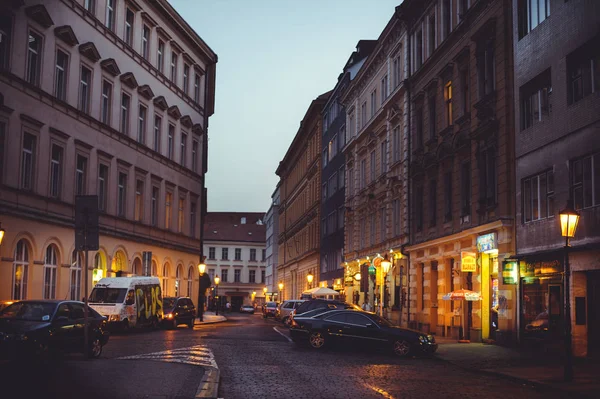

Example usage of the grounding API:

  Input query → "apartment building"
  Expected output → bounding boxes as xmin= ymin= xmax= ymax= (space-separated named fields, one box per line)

xmin=403 ymin=0 xmax=516 ymax=344
xmin=264 ymin=184 xmax=280 ymax=300
xmin=0 ymin=0 xmax=217 ymax=306
xmin=276 ymin=91 xmax=330 ymax=301
xmin=203 ymin=212 xmax=266 ymax=310
xmin=342 ymin=18 xmax=409 ymax=324
xmin=513 ymin=0 xmax=600 ymax=356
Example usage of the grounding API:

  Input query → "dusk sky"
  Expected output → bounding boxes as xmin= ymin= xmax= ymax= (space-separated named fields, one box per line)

xmin=170 ymin=0 xmax=401 ymax=212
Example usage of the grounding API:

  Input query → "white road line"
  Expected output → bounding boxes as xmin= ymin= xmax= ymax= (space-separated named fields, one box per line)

xmin=117 ymin=344 xmax=218 ymax=368
xmin=273 ymin=326 xmax=293 ymax=343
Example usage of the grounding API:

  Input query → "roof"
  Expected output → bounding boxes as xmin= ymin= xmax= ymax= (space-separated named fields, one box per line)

xmin=204 ymin=212 xmax=266 ymax=243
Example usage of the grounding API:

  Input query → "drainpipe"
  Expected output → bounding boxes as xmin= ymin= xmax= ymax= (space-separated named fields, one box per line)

xmin=402 ymin=9 xmax=412 ymax=329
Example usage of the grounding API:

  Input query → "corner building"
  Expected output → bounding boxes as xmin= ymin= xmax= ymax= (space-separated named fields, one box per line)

xmin=0 ymin=0 xmax=217 ymax=307
xmin=404 ymin=0 xmax=516 ymax=344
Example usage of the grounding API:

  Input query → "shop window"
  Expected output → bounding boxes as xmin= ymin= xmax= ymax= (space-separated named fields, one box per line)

xmin=522 ymin=169 xmax=554 ymax=222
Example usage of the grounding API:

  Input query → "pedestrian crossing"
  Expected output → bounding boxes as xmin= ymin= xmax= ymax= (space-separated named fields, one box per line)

xmin=117 ymin=345 xmax=218 ymax=368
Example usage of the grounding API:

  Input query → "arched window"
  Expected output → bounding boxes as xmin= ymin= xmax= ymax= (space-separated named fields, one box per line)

xmin=151 ymin=259 xmax=157 ymax=276
xmin=93 ymin=251 xmax=107 ymax=285
xmin=162 ymin=263 xmax=170 ymax=296
xmin=133 ymin=257 xmax=142 ymax=275
xmin=13 ymin=239 xmax=30 ymax=300
xmin=187 ymin=266 xmax=194 ymax=297
xmin=70 ymin=250 xmax=82 ymax=300
xmin=175 ymin=264 xmax=183 ymax=297
xmin=43 ymin=245 xmax=58 ymax=299
xmin=113 ymin=250 xmax=126 ymax=273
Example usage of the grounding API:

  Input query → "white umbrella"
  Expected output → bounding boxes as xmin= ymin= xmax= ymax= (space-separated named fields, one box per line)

xmin=302 ymin=287 xmax=340 ymax=297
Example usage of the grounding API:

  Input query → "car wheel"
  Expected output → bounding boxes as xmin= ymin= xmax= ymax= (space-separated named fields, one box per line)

xmin=392 ymin=339 xmax=411 ymax=357
xmin=89 ymin=337 xmax=103 ymax=358
xmin=308 ymin=331 xmax=326 ymax=349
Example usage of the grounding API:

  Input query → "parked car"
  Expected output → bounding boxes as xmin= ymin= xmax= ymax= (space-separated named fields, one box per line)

xmin=290 ymin=309 xmax=437 ymax=357
xmin=0 ymin=300 xmax=15 ymax=312
xmin=276 ymin=300 xmax=305 ymax=325
xmin=162 ymin=297 xmax=196 ymax=329
xmin=0 ymin=300 xmax=109 ymax=360
xmin=263 ymin=302 xmax=278 ymax=318
xmin=291 ymin=299 xmax=360 ymax=320
xmin=240 ymin=304 xmax=255 ymax=314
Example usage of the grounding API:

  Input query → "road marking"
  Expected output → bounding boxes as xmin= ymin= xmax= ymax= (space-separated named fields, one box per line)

xmin=365 ymin=384 xmax=395 ymax=399
xmin=117 ymin=344 xmax=218 ymax=368
xmin=273 ymin=327 xmax=293 ymax=343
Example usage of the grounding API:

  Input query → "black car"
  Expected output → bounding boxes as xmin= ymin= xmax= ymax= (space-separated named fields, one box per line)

xmin=291 ymin=299 xmax=361 ymax=320
xmin=0 ymin=300 xmax=109 ymax=360
xmin=289 ymin=309 xmax=438 ymax=357
xmin=162 ymin=297 xmax=196 ymax=329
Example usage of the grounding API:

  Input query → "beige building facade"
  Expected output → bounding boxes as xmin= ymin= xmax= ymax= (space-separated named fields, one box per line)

xmin=0 ymin=0 xmax=217 ymax=307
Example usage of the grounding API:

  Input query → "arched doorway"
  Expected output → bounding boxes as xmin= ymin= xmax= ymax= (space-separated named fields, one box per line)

xmin=151 ymin=259 xmax=158 ymax=276
xmin=162 ymin=262 xmax=170 ymax=296
xmin=175 ymin=264 xmax=183 ymax=296
xmin=133 ymin=257 xmax=142 ymax=275
xmin=43 ymin=244 xmax=59 ymax=299
xmin=113 ymin=250 xmax=127 ymax=275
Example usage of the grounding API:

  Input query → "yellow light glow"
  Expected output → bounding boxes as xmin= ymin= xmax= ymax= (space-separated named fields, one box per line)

xmin=381 ymin=258 xmax=392 ymax=274
xmin=278 ymin=282 xmax=284 ymax=290
xmin=560 ymin=213 xmax=580 ymax=238
xmin=0 ymin=226 xmax=5 ymax=246
xmin=263 ymin=287 xmax=267 ymax=293
xmin=198 ymin=263 xmax=206 ymax=274
xmin=214 ymin=276 xmax=220 ymax=285
xmin=354 ymin=273 xmax=362 ymax=281
xmin=307 ymin=273 xmax=314 ymax=283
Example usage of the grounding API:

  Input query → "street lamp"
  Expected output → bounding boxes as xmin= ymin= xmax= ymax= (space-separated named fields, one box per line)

xmin=307 ymin=272 xmax=314 ymax=289
xmin=214 ymin=275 xmax=220 ymax=316
xmin=559 ymin=200 xmax=580 ymax=382
xmin=380 ymin=256 xmax=392 ymax=317
xmin=197 ymin=262 xmax=207 ymax=322
xmin=278 ymin=282 xmax=284 ymax=302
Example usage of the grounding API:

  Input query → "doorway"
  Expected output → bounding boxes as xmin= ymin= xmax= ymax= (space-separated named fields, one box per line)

xmin=588 ymin=271 xmax=600 ymax=357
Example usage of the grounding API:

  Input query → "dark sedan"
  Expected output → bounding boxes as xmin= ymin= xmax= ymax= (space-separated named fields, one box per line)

xmin=0 ymin=300 xmax=109 ymax=360
xmin=290 ymin=309 xmax=437 ymax=357
xmin=162 ymin=297 xmax=196 ymax=329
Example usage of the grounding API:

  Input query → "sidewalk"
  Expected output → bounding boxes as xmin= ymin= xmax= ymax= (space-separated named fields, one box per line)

xmin=434 ymin=336 xmax=600 ymax=398
xmin=195 ymin=311 xmax=227 ymax=325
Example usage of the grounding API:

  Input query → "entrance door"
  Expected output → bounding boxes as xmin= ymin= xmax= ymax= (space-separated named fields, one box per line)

xmin=588 ymin=272 xmax=600 ymax=357
xmin=230 ymin=296 xmax=243 ymax=312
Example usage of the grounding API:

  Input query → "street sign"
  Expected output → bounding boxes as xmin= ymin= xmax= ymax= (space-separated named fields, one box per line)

xmin=75 ymin=195 xmax=99 ymax=251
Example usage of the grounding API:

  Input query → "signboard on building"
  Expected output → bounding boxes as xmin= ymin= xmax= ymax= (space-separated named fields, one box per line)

xmin=502 ymin=259 xmax=518 ymax=285
xmin=476 ymin=233 xmax=497 ymax=253
xmin=461 ymin=251 xmax=477 ymax=272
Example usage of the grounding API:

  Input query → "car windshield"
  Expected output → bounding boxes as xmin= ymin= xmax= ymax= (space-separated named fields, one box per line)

xmin=163 ymin=298 xmax=177 ymax=309
xmin=89 ymin=287 xmax=127 ymax=304
xmin=0 ymin=302 xmax=57 ymax=322
xmin=295 ymin=308 xmax=329 ymax=318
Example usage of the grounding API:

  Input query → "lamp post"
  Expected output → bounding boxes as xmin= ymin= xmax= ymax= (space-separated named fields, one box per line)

xmin=197 ymin=262 xmax=206 ymax=322
xmin=278 ymin=282 xmax=284 ymax=302
xmin=380 ymin=256 xmax=392 ymax=317
xmin=307 ymin=272 xmax=314 ymax=290
xmin=214 ymin=275 xmax=220 ymax=316
xmin=559 ymin=200 xmax=580 ymax=382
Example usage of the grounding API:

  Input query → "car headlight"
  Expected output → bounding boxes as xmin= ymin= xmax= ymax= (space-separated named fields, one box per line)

xmin=165 ymin=313 xmax=173 ymax=319
xmin=109 ymin=315 xmax=120 ymax=322
xmin=427 ymin=334 xmax=435 ymax=343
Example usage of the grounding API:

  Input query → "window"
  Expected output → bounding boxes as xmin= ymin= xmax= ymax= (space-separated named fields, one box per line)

xmin=49 ymin=144 xmax=63 ymax=198
xmin=165 ymin=192 xmax=172 ymax=229
xmin=348 ymin=167 xmax=354 ymax=196
xmin=183 ymin=64 xmax=190 ymax=95
xmin=360 ymin=102 xmax=367 ymax=128
xmin=137 ymin=104 xmax=147 ymax=144
xmin=392 ymin=198 xmax=400 ymax=236
xmin=151 ymin=186 xmax=159 ymax=226
xmin=359 ymin=218 xmax=366 ymax=249
xmin=523 ymin=169 xmax=554 ymax=222
xmin=98 ymin=163 xmax=108 ymax=211
xmin=360 ymin=159 xmax=366 ymax=190
xmin=262 ymin=249 xmax=266 ymax=261
xmin=338 ymin=206 xmax=345 ymax=229
xmin=54 ymin=50 xmax=68 ymax=101
xmin=180 ymin=132 xmax=187 ymax=166
xmin=84 ymin=0 xmax=95 ymax=14
xmin=121 ymin=92 xmax=131 ymax=134
xmin=380 ymin=207 xmax=386 ymax=242
xmin=477 ymin=40 xmax=495 ymax=98
xmin=190 ymin=202 xmax=196 ymax=237
xmin=428 ymin=13 xmax=436 ymax=56
xmin=444 ymin=171 xmax=452 ymax=222
xmin=338 ymin=166 xmax=345 ymax=188
xmin=125 ymin=8 xmax=134 ymax=46
xmin=250 ymin=249 xmax=257 ymax=261
xmin=153 ymin=115 xmax=161 ymax=152
xmin=178 ymin=198 xmax=184 ymax=232
xmin=369 ymin=213 xmax=376 ymax=246
xmin=101 ymin=80 xmax=112 ymax=125
xmin=443 ymin=0 xmax=451 ymax=39
xmin=392 ymin=126 xmax=401 ymax=163
xmin=117 ymin=172 xmax=127 ymax=217
xmin=445 ymin=81 xmax=453 ymax=126
xmin=322 ymin=149 xmax=328 ymax=168
xmin=518 ymin=0 xmax=550 ymax=38
xmin=208 ymin=247 xmax=216 ymax=260
xmin=349 ymin=113 xmax=355 ymax=138
xmin=429 ymin=179 xmax=437 ymax=227
xmin=43 ymin=245 xmax=58 ymax=299
xmin=21 ymin=132 xmax=37 ymax=190
xmin=460 ymin=68 xmax=469 ymax=115
xmin=393 ymin=54 xmax=402 ymax=88
xmin=157 ymin=40 xmax=164 ymax=73
xmin=261 ymin=270 xmax=265 ymax=283
xmin=370 ymin=151 xmax=376 ymax=183
xmin=322 ymin=183 xmax=327 ymax=201
xmin=567 ymin=37 xmax=600 ymax=104
xmin=381 ymin=75 xmax=388 ymax=103
xmin=428 ymin=94 xmax=436 ymax=140
xmin=328 ymin=174 xmax=337 ymax=197
xmin=142 ymin=25 xmax=150 ymax=60
xmin=135 ymin=179 xmax=144 ymax=222
xmin=380 ymin=141 xmax=388 ymax=174
xmin=339 ymin=126 xmax=346 ymax=151
xmin=479 ymin=148 xmax=496 ymax=207
xmin=78 ymin=65 xmax=92 ymax=113
xmin=194 ymin=73 xmax=201 ymax=103
xmin=171 ymin=52 xmax=178 ymax=83
xmin=192 ymin=140 xmax=199 ymax=172
xmin=0 ymin=13 xmax=12 ymax=69
xmin=235 ymin=248 xmax=241 ymax=261
xmin=221 ymin=248 xmax=228 ymax=260
xmin=416 ymin=29 xmax=423 ymax=69
xmin=370 ymin=90 xmax=377 ymax=118
xmin=249 ymin=270 xmax=256 ymax=283
xmin=222 ymin=269 xmax=228 ymax=282
xmin=12 ymin=240 xmax=29 ymax=300
xmin=168 ymin=124 xmax=174 ymax=160
xmin=573 ymin=153 xmax=600 ymax=210
xmin=75 ymin=154 xmax=87 ymax=196
xmin=415 ymin=106 xmax=424 ymax=149
xmin=459 ymin=0 xmax=469 ymax=20
xmin=105 ymin=0 xmax=116 ymax=31
xmin=27 ymin=31 xmax=42 ymax=86
xmin=521 ymin=71 xmax=552 ymax=130
xmin=415 ymin=184 xmax=424 ymax=232
xmin=329 ymin=135 xmax=337 ymax=160
xmin=70 ymin=250 xmax=82 ymax=300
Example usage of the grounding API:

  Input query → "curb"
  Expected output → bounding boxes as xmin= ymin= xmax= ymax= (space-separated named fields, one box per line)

xmin=195 ymin=366 xmax=220 ymax=399
xmin=194 ymin=317 xmax=227 ymax=326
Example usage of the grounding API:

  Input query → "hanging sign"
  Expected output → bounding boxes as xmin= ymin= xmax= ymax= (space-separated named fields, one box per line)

xmin=502 ymin=259 xmax=518 ymax=285
xmin=461 ymin=251 xmax=477 ymax=272
xmin=476 ymin=233 xmax=497 ymax=253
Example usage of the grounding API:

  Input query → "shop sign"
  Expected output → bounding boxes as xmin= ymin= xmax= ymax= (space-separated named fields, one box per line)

xmin=502 ymin=260 xmax=518 ymax=285
xmin=521 ymin=259 xmax=562 ymax=277
xmin=476 ymin=233 xmax=497 ymax=253
xmin=461 ymin=251 xmax=477 ymax=272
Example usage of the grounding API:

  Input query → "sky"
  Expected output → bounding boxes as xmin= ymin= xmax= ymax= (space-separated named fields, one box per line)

xmin=169 ymin=0 xmax=401 ymax=212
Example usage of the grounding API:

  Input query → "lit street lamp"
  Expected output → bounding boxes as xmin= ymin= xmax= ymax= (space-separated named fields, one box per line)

xmin=380 ymin=256 xmax=392 ymax=317
xmin=559 ymin=200 xmax=580 ymax=382
xmin=278 ymin=282 xmax=284 ymax=302
xmin=307 ymin=272 xmax=314 ymax=289
xmin=197 ymin=262 xmax=208 ymax=322
xmin=214 ymin=275 xmax=220 ymax=316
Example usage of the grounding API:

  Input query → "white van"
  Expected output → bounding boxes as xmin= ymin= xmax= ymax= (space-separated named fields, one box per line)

xmin=89 ymin=277 xmax=163 ymax=330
